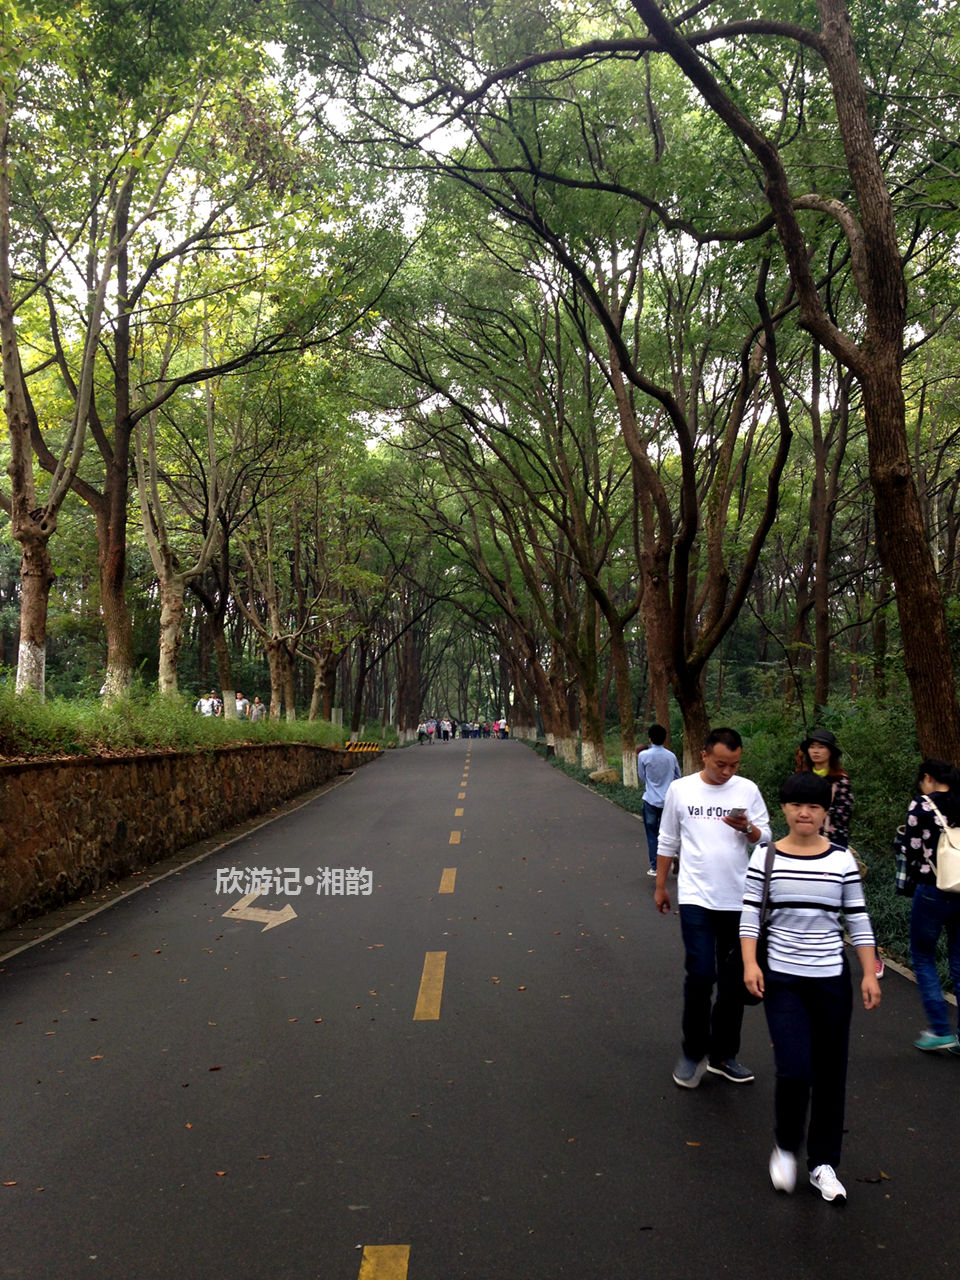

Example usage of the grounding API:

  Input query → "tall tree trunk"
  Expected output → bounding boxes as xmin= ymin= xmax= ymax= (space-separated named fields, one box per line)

xmin=529 ymin=647 xmax=577 ymax=762
xmin=578 ymin=594 xmax=606 ymax=771
xmin=508 ymin=656 xmax=537 ymax=740
xmin=396 ymin=627 xmax=422 ymax=740
xmin=673 ymin=670 xmax=711 ymax=775
xmin=282 ymin=642 xmax=297 ymax=721
xmin=322 ymin=661 xmax=338 ymax=722
xmin=2 ymin=114 xmax=57 ymax=699
xmin=99 ymin=521 xmax=134 ymax=698
xmin=210 ymin=618 xmax=236 ymax=718
xmin=608 ymin=619 xmax=638 ymax=786
xmin=101 ymin=193 xmax=136 ymax=701
xmin=350 ymin=635 xmax=370 ymax=739
xmin=15 ymin=533 xmax=55 ymax=696
xmin=266 ymin=640 xmax=284 ymax=719
xmin=157 ymin=573 xmax=187 ymax=696
xmin=308 ymin=656 xmax=324 ymax=721
xmin=862 ymin=368 xmax=958 ymax=748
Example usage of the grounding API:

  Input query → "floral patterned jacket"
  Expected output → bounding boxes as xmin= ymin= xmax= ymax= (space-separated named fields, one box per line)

xmin=901 ymin=794 xmax=942 ymax=885
xmin=821 ymin=773 xmax=853 ymax=846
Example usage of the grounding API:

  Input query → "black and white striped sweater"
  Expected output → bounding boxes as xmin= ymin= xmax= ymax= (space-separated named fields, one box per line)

xmin=740 ymin=841 xmax=875 ymax=979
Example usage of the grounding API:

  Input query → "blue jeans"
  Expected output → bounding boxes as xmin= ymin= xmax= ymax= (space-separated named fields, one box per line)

xmin=910 ymin=884 xmax=960 ymax=1036
xmin=763 ymin=966 xmax=852 ymax=1170
xmin=642 ymin=801 xmax=663 ymax=870
xmin=678 ymin=905 xmax=744 ymax=1063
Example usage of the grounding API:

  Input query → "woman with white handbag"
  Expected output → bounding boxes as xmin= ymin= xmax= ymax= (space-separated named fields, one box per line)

xmin=900 ymin=758 xmax=960 ymax=1053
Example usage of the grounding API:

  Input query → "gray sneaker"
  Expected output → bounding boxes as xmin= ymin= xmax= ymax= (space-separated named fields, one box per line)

xmin=707 ymin=1058 xmax=755 ymax=1084
xmin=672 ymin=1055 xmax=707 ymax=1088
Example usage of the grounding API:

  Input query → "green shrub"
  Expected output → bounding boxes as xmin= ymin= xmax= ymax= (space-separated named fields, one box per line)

xmin=0 ymin=682 xmax=346 ymax=759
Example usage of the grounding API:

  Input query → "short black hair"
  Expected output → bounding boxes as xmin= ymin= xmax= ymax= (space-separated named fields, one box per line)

xmin=704 ymin=727 xmax=742 ymax=753
xmin=915 ymin=757 xmax=960 ymax=791
xmin=915 ymin=758 xmax=960 ymax=824
xmin=779 ymin=771 xmax=831 ymax=807
xmin=648 ymin=723 xmax=667 ymax=745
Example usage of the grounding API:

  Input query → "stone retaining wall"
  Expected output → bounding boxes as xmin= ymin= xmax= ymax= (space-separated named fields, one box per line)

xmin=0 ymin=743 xmax=358 ymax=929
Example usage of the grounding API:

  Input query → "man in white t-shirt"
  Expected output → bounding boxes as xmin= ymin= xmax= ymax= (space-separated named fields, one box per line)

xmin=655 ymin=727 xmax=771 ymax=1089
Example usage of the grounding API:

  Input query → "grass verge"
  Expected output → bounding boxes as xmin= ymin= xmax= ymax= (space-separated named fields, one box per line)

xmin=0 ymin=683 xmax=349 ymax=759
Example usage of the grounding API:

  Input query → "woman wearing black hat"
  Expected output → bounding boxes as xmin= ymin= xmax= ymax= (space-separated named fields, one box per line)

xmin=797 ymin=729 xmax=873 ymax=973
xmin=797 ymin=729 xmax=853 ymax=847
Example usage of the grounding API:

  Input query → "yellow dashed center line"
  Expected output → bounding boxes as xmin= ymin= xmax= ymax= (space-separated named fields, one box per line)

xmin=454 ymin=807 xmax=464 ymax=817
xmin=449 ymin=830 xmax=461 ymax=844
xmin=413 ymin=951 xmax=447 ymax=1020
xmin=458 ymin=791 xmax=466 ymax=799
xmin=358 ymin=1245 xmax=410 ymax=1279
xmin=439 ymin=867 xmax=457 ymax=894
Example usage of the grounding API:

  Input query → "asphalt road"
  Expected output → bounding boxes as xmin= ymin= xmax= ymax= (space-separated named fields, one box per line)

xmin=2 ymin=739 xmax=957 ymax=1279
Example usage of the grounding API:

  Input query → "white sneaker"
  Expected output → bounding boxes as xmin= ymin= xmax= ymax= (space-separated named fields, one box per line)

xmin=646 ymin=867 xmax=658 ymax=877
xmin=769 ymin=1146 xmax=797 ymax=1193
xmin=809 ymin=1164 xmax=846 ymax=1202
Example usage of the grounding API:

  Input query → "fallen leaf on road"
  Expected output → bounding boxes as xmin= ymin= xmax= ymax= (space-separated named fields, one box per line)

xmin=209 ymin=1065 xmax=222 ymax=1072
xmin=686 ymin=1141 xmax=701 ymax=1147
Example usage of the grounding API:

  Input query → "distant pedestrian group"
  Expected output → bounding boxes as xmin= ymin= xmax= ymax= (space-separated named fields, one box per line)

xmin=195 ymin=690 xmax=264 ymax=720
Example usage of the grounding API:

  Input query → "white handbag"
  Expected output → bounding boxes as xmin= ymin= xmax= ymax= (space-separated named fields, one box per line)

xmin=925 ymin=797 xmax=960 ymax=893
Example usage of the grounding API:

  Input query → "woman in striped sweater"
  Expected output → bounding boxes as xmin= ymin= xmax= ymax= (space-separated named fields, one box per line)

xmin=740 ymin=772 xmax=881 ymax=1203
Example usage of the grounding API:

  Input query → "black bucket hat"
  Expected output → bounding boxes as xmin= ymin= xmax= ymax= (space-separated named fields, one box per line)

xmin=801 ymin=728 xmax=840 ymax=755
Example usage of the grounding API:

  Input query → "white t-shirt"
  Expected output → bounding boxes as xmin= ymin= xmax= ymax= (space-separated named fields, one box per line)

xmin=657 ymin=772 xmax=771 ymax=910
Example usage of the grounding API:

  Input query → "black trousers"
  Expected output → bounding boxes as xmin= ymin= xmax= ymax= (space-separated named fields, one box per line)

xmin=763 ymin=963 xmax=852 ymax=1170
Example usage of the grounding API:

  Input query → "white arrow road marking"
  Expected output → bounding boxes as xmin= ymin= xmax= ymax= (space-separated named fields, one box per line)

xmin=222 ymin=892 xmax=297 ymax=931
